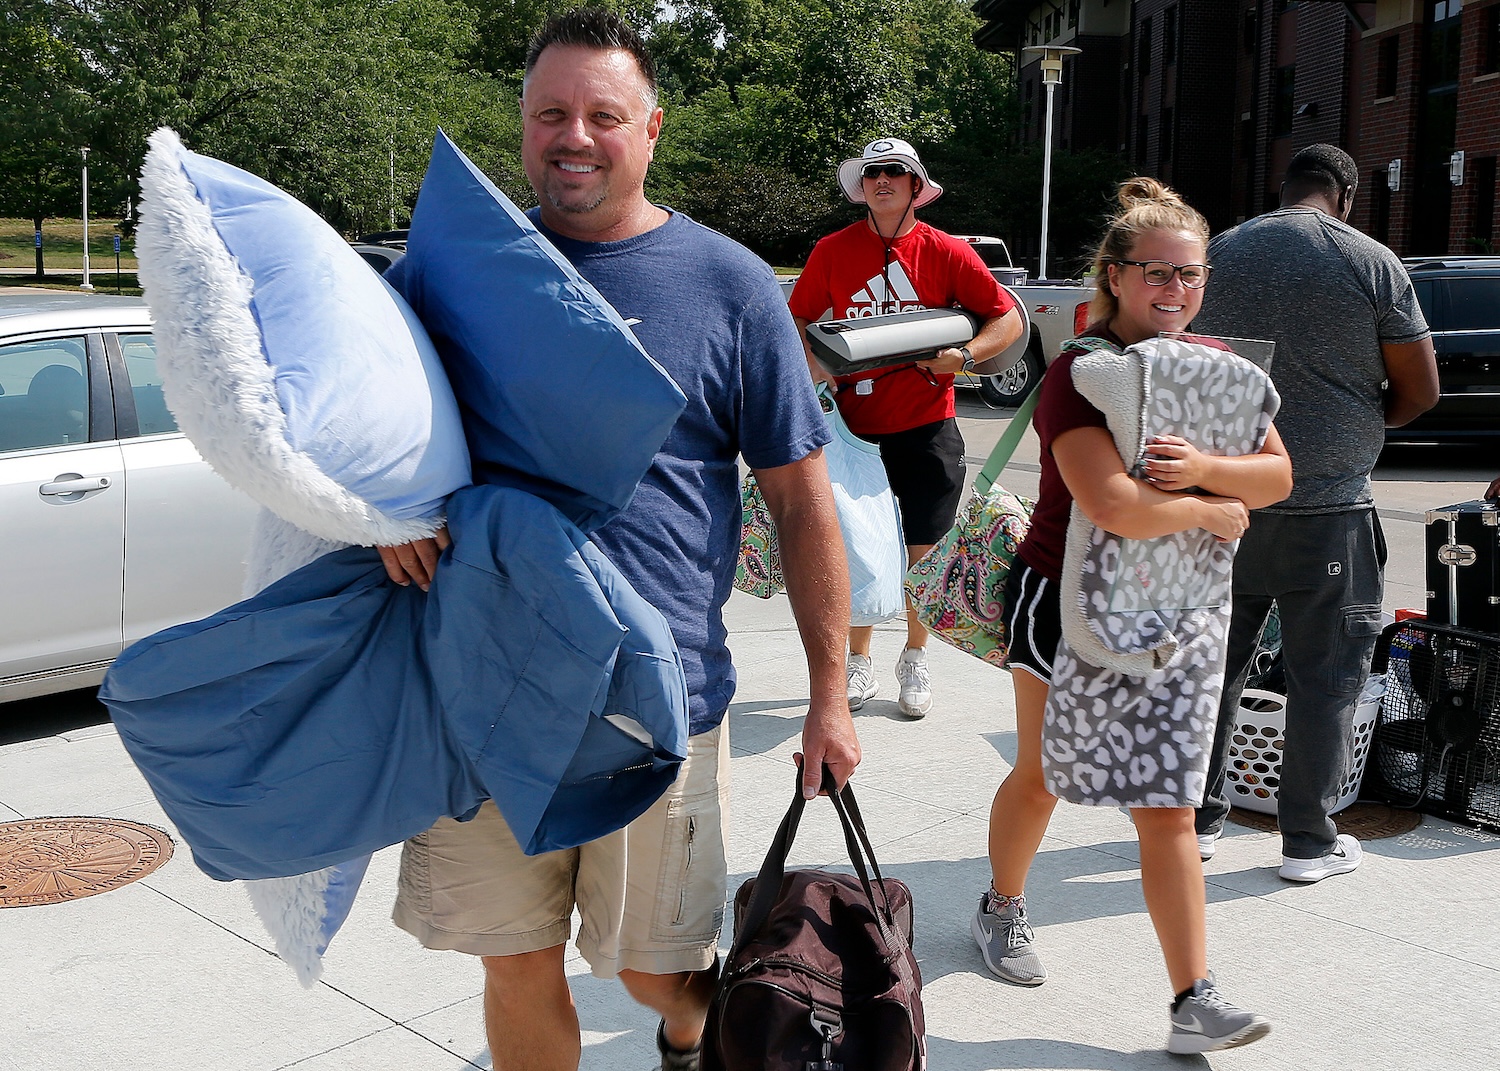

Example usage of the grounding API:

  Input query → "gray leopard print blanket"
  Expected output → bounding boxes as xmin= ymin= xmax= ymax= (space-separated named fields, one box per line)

xmin=1042 ymin=335 xmax=1279 ymax=807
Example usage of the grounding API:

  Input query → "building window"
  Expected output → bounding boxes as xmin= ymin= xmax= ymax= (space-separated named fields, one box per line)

xmin=1069 ymin=0 xmax=1079 ymax=30
xmin=1137 ymin=115 xmax=1149 ymax=167
xmin=1161 ymin=107 xmax=1174 ymax=162
xmin=1474 ymin=157 xmax=1497 ymax=252
xmin=1139 ymin=17 xmax=1152 ymax=77
xmin=1273 ymin=66 xmax=1296 ymax=135
xmin=1243 ymin=10 xmax=1258 ymax=54
xmin=1427 ymin=1 xmax=1462 ymax=85
xmin=1164 ymin=7 xmax=1178 ymax=66
xmin=1377 ymin=36 xmax=1399 ymax=97
xmin=1482 ymin=7 xmax=1500 ymax=75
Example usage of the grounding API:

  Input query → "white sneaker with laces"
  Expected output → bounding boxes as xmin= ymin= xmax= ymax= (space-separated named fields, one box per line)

xmin=846 ymin=654 xmax=877 ymax=710
xmin=894 ymin=647 xmax=932 ymax=718
xmin=1197 ymin=830 xmax=1221 ymax=862
xmin=1279 ymin=833 xmax=1363 ymax=883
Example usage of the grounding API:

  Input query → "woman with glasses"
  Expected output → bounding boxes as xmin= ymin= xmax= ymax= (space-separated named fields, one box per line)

xmin=789 ymin=137 xmax=1024 ymax=720
xmin=972 ymin=177 xmax=1290 ymax=1053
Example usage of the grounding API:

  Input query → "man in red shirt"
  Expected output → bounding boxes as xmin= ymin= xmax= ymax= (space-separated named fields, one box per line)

xmin=789 ymin=137 xmax=1023 ymax=718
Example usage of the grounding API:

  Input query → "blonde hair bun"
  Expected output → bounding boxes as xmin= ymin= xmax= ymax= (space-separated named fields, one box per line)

xmin=1116 ymin=177 xmax=1185 ymax=212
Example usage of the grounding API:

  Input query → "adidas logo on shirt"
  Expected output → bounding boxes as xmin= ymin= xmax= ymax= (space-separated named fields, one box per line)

xmin=844 ymin=262 xmax=925 ymax=318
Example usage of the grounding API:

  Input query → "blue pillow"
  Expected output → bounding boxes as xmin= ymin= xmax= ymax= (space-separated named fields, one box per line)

xmin=135 ymin=127 xmax=471 ymax=546
xmin=390 ymin=130 xmax=685 ymax=534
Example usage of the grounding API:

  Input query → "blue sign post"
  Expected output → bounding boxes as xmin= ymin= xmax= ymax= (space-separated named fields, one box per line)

xmin=114 ymin=235 xmax=122 ymax=294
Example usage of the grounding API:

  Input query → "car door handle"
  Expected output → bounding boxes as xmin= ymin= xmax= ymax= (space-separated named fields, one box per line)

xmin=40 ymin=474 xmax=112 ymax=496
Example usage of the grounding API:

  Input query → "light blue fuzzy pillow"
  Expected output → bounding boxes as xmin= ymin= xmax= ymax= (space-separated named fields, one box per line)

xmin=135 ymin=127 xmax=471 ymax=546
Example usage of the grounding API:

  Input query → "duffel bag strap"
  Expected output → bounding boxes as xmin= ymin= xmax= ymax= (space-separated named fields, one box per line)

xmin=731 ymin=766 xmax=905 ymax=965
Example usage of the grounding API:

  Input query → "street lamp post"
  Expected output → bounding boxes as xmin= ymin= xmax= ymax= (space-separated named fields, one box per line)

xmin=1023 ymin=44 xmax=1080 ymax=281
xmin=80 ymin=146 xmax=94 ymax=292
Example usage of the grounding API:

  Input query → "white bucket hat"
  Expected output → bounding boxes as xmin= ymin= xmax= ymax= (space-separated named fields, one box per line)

xmin=836 ymin=137 xmax=943 ymax=209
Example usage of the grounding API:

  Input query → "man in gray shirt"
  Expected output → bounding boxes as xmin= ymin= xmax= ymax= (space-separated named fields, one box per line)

xmin=1192 ymin=144 xmax=1438 ymax=882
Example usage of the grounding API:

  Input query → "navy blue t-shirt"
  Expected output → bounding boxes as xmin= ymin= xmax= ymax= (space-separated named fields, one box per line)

xmin=533 ymin=209 xmax=830 ymax=733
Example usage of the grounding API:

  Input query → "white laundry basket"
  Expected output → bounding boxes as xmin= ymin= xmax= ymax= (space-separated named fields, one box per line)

xmin=1224 ymin=678 xmax=1384 ymax=816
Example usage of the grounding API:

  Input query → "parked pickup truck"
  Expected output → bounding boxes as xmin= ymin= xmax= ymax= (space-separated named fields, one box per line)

xmin=778 ymin=235 xmax=1094 ymax=407
xmin=950 ymin=235 xmax=1094 ymax=406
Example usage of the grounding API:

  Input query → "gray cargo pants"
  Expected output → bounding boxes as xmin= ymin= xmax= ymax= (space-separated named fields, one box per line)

xmin=1196 ymin=508 xmax=1386 ymax=859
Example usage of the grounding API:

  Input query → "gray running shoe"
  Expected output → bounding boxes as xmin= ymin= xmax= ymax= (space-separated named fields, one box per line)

xmin=971 ymin=889 xmax=1046 ymax=986
xmin=847 ymin=653 xmax=877 ymax=710
xmin=1167 ymin=978 xmax=1271 ymax=1054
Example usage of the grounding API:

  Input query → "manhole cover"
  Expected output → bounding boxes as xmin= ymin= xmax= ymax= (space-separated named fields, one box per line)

xmin=0 ymin=817 xmax=173 ymax=908
xmin=1229 ymin=801 xmax=1422 ymax=840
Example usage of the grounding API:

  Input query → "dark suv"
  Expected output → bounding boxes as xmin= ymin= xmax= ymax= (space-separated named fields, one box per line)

xmin=1393 ymin=256 xmax=1500 ymax=440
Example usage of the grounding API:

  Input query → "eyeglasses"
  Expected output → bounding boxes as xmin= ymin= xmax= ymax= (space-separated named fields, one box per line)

xmin=862 ymin=162 xmax=912 ymax=180
xmin=1114 ymin=259 xmax=1212 ymax=288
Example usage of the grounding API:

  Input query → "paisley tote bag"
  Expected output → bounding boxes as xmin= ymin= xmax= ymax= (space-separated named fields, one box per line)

xmin=734 ymin=471 xmax=784 ymax=599
xmin=904 ymin=389 xmax=1039 ymax=666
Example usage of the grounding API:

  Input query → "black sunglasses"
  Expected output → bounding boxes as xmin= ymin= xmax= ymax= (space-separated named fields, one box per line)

xmin=862 ymin=162 xmax=912 ymax=180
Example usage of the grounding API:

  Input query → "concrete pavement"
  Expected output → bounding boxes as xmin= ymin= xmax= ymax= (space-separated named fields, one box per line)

xmin=3 ymin=400 xmax=1497 ymax=1070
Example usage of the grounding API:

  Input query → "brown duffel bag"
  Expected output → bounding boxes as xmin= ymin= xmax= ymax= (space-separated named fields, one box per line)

xmin=703 ymin=766 xmax=926 ymax=1071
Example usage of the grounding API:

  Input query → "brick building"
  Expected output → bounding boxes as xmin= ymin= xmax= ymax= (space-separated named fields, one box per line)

xmin=974 ymin=0 xmax=1500 ymax=255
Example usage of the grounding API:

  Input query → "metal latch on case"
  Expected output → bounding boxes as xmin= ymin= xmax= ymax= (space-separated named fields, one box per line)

xmin=1438 ymin=543 xmax=1477 ymax=567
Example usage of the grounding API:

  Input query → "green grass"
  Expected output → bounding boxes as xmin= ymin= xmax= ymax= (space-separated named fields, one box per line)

xmin=0 ymin=217 xmax=138 ymax=272
xmin=0 ymin=274 xmax=141 ymax=295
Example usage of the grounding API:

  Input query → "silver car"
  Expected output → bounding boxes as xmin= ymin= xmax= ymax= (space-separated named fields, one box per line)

xmin=0 ymin=292 xmax=257 ymax=703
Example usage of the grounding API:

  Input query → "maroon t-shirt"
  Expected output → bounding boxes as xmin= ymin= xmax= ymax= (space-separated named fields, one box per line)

xmin=1017 ymin=326 xmax=1234 ymax=580
xmin=1016 ymin=326 xmax=1117 ymax=580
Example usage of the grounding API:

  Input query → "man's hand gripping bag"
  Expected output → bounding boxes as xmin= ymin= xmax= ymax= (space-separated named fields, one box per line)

xmin=704 ymin=768 xmax=925 ymax=1071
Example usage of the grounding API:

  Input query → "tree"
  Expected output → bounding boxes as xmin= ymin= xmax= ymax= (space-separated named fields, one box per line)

xmin=0 ymin=2 xmax=104 ymax=275
xmin=0 ymin=0 xmax=1132 ymax=270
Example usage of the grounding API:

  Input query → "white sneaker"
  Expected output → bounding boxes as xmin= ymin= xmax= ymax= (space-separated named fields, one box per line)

xmin=895 ymin=647 xmax=933 ymax=718
xmin=846 ymin=654 xmax=877 ymax=710
xmin=1279 ymin=833 xmax=1363 ymax=883
xmin=1197 ymin=831 xmax=1221 ymax=862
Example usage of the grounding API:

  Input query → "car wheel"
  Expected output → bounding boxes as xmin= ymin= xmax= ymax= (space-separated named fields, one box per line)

xmin=976 ymin=343 xmax=1043 ymax=408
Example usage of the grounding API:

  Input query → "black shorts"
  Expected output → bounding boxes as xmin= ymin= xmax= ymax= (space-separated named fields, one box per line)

xmin=1003 ymin=562 xmax=1061 ymax=684
xmin=860 ymin=418 xmax=966 ymax=545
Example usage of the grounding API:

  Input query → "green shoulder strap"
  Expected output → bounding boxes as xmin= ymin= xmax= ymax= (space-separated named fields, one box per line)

xmin=974 ymin=385 xmax=1041 ymax=496
xmin=971 ymin=333 xmax=1123 ymax=495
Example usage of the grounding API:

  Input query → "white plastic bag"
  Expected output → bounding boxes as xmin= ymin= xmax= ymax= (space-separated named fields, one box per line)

xmin=822 ymin=393 xmax=906 ymax=626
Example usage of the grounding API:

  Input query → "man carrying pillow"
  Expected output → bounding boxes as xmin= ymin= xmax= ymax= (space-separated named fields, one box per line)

xmin=377 ymin=9 xmax=859 ymax=1071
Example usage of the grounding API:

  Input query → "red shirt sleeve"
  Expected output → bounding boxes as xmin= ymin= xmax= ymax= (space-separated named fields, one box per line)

xmin=943 ymin=236 xmax=1018 ymax=321
xmin=787 ymin=238 xmax=835 ymax=322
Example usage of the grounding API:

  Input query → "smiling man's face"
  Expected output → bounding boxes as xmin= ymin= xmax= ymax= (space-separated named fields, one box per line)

xmin=521 ymin=44 xmax=663 ymax=242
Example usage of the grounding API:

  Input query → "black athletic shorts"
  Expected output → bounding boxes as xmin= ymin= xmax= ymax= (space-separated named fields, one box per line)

xmin=859 ymin=418 xmax=966 ymax=546
xmin=1002 ymin=562 xmax=1061 ymax=684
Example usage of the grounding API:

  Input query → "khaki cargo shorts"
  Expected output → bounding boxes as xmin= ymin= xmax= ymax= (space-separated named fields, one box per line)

xmin=392 ymin=724 xmax=728 ymax=978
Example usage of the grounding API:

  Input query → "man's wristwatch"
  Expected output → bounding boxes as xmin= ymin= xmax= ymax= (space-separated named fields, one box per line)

xmin=959 ymin=345 xmax=975 ymax=372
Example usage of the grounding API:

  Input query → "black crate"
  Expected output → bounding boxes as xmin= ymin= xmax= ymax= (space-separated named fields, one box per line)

xmin=1425 ymin=499 xmax=1500 ymax=633
xmin=1367 ymin=619 xmax=1500 ymax=834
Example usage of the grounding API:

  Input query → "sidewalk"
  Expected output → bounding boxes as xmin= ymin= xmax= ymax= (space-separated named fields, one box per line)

xmin=3 ymin=583 xmax=1496 ymax=1071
